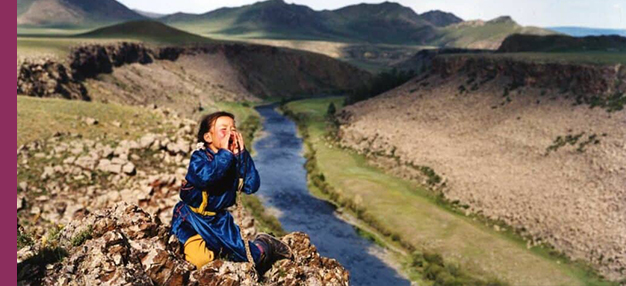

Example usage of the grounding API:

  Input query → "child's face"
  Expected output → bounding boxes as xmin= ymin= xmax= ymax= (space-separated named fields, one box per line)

xmin=210 ymin=116 xmax=236 ymax=148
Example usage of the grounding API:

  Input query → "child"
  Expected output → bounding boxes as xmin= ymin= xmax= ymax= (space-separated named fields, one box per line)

xmin=170 ymin=111 xmax=292 ymax=273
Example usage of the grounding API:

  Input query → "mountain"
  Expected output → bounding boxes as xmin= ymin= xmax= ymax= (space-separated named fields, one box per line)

xmin=162 ymin=0 xmax=438 ymax=44
xmin=327 ymin=2 xmax=437 ymax=44
xmin=498 ymin=34 xmax=626 ymax=52
xmin=420 ymin=10 xmax=463 ymax=27
xmin=17 ymin=0 xmax=145 ymax=27
xmin=133 ymin=9 xmax=166 ymax=19
xmin=163 ymin=0 xmax=552 ymax=47
xmin=17 ymin=0 xmax=555 ymax=49
xmin=433 ymin=16 xmax=555 ymax=49
xmin=161 ymin=0 xmax=337 ymax=40
xmin=548 ymin=26 xmax=626 ymax=37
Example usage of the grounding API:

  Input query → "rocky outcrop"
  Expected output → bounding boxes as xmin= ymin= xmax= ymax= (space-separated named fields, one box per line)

xmin=17 ymin=59 xmax=89 ymax=100
xmin=18 ymin=41 xmax=371 ymax=101
xmin=70 ymin=42 xmax=154 ymax=80
xmin=430 ymin=54 xmax=626 ymax=97
xmin=18 ymin=203 xmax=349 ymax=286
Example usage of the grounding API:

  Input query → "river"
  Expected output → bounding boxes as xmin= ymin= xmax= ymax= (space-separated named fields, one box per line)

xmin=252 ymin=103 xmax=410 ymax=286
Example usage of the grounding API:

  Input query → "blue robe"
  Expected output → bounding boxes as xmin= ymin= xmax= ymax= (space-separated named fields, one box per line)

xmin=170 ymin=147 xmax=262 ymax=263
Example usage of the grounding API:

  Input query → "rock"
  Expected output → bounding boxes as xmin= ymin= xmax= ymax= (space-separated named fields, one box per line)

xmin=122 ymin=162 xmax=136 ymax=175
xmin=83 ymin=117 xmax=98 ymax=126
xmin=101 ymin=145 xmax=114 ymax=158
xmin=18 ymin=182 xmax=28 ymax=192
xmin=111 ymin=157 xmax=128 ymax=165
xmin=140 ymin=134 xmax=157 ymax=149
xmin=74 ymin=155 xmax=97 ymax=170
xmin=97 ymin=159 xmax=122 ymax=174
xmin=111 ymin=121 xmax=122 ymax=128
xmin=167 ymin=140 xmax=191 ymax=155
xmin=17 ymin=246 xmax=35 ymax=264
xmin=30 ymin=206 xmax=41 ymax=215
xmin=62 ymin=156 xmax=76 ymax=165
xmin=17 ymin=59 xmax=89 ymax=100
xmin=17 ymin=196 xmax=24 ymax=211
xmin=41 ymin=166 xmax=55 ymax=180
xmin=20 ymin=203 xmax=349 ymax=286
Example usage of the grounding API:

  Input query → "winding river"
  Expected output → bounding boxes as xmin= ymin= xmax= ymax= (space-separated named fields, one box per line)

xmin=252 ymin=104 xmax=410 ymax=286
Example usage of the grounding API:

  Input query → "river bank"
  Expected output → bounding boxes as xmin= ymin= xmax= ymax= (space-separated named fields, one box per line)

xmin=279 ymin=96 xmax=617 ymax=286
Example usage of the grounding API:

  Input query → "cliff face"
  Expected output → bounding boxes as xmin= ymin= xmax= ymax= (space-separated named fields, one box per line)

xmin=336 ymin=56 xmax=626 ymax=281
xmin=18 ymin=42 xmax=371 ymax=107
xmin=17 ymin=59 xmax=89 ymax=100
xmin=431 ymin=54 xmax=626 ymax=97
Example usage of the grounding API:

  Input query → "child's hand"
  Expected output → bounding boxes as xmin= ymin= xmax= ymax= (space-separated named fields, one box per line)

xmin=237 ymin=132 xmax=245 ymax=152
xmin=232 ymin=131 xmax=245 ymax=155
xmin=220 ymin=130 xmax=232 ymax=152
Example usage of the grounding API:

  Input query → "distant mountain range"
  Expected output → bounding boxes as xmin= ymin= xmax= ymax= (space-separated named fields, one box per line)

xmin=547 ymin=26 xmax=626 ymax=37
xmin=158 ymin=0 xmax=553 ymax=47
xmin=17 ymin=0 xmax=555 ymax=48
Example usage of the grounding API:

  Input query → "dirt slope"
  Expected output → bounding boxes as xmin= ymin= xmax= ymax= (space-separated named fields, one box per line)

xmin=336 ymin=58 xmax=626 ymax=281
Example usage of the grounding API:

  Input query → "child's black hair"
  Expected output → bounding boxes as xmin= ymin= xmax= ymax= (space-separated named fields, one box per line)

xmin=197 ymin=111 xmax=236 ymax=144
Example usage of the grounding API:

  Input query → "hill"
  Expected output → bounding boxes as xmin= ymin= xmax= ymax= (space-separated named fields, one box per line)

xmin=76 ymin=20 xmax=212 ymax=44
xmin=17 ymin=0 xmax=145 ymax=27
xmin=336 ymin=54 xmax=626 ymax=282
xmin=433 ymin=16 xmax=555 ymax=49
xmin=498 ymin=34 xmax=626 ymax=52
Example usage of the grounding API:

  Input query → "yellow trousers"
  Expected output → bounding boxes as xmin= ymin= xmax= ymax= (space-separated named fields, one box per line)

xmin=184 ymin=234 xmax=215 ymax=269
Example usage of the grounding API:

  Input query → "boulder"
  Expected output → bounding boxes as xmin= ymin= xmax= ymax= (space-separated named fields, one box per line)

xmin=97 ymin=159 xmax=122 ymax=174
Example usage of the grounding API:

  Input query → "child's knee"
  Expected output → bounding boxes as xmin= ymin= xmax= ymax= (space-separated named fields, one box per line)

xmin=184 ymin=234 xmax=215 ymax=269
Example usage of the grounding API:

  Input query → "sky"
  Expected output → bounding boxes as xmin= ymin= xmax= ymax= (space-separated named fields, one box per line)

xmin=118 ymin=0 xmax=626 ymax=30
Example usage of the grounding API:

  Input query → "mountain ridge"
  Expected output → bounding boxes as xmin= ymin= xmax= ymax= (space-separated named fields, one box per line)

xmin=17 ymin=0 xmax=145 ymax=27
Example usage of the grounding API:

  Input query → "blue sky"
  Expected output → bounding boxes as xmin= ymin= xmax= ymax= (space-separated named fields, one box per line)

xmin=118 ymin=0 xmax=625 ymax=29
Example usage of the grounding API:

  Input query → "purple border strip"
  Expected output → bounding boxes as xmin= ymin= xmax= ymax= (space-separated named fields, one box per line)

xmin=10 ymin=0 xmax=18 ymax=282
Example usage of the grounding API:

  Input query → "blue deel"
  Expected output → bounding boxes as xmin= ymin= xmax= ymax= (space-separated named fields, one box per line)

xmin=170 ymin=147 xmax=262 ymax=263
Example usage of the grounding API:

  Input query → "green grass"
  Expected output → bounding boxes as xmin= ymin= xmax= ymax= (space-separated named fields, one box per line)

xmin=434 ymin=20 xmax=552 ymax=48
xmin=17 ymin=21 xmax=214 ymax=59
xmin=282 ymin=96 xmax=616 ymax=286
xmin=17 ymin=96 xmax=168 ymax=147
xmin=17 ymin=37 xmax=125 ymax=59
